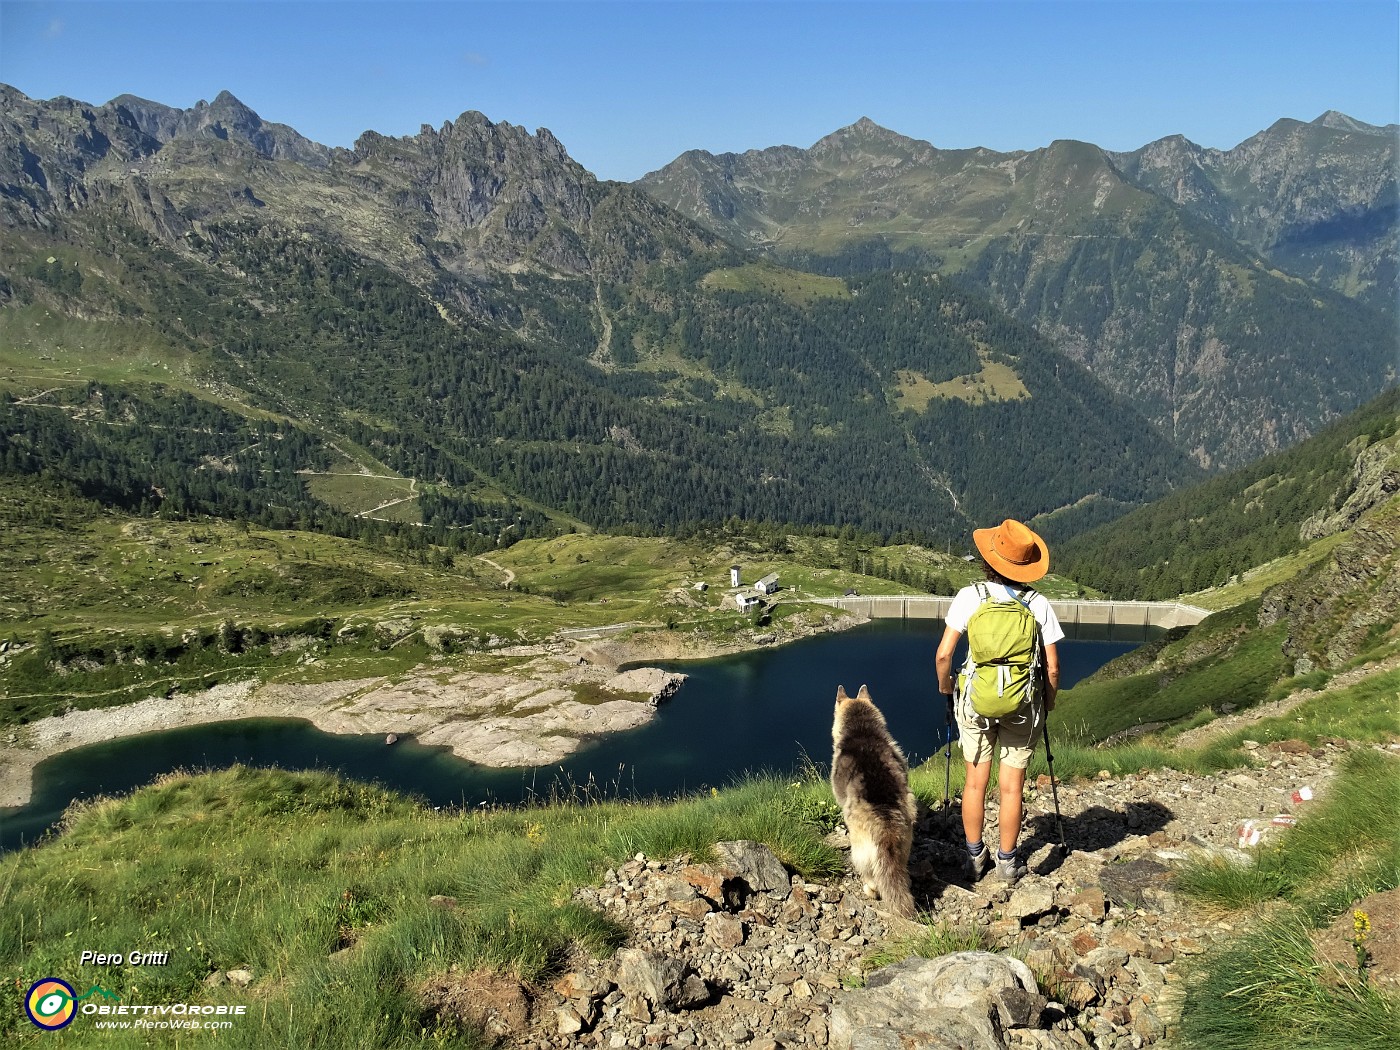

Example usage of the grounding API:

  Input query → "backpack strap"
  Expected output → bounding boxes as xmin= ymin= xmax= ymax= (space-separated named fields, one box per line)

xmin=956 ymin=586 xmax=985 ymax=714
xmin=1008 ymin=587 xmax=1045 ymax=730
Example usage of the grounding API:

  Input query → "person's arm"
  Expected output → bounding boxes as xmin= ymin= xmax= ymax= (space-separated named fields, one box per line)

xmin=936 ymin=625 xmax=960 ymax=696
xmin=1042 ymin=641 xmax=1059 ymax=712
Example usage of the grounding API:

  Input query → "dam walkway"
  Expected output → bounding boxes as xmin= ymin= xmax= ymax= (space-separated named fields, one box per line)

xmin=809 ymin=595 xmax=1210 ymax=633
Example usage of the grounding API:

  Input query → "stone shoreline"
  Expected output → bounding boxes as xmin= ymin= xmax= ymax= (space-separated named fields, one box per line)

xmin=0 ymin=608 xmax=864 ymax=810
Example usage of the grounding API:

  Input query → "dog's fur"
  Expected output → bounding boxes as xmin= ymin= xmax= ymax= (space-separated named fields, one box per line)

xmin=830 ymin=685 xmax=917 ymax=918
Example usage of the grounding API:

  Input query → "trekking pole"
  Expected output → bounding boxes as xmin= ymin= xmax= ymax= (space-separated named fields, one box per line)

xmin=942 ymin=692 xmax=954 ymax=813
xmin=1040 ymin=714 xmax=1068 ymax=855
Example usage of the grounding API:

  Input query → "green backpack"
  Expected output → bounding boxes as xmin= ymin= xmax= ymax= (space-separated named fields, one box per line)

xmin=957 ymin=583 xmax=1043 ymax=719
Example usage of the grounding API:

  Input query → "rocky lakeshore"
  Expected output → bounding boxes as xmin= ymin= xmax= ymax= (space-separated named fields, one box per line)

xmin=0 ymin=645 xmax=686 ymax=809
xmin=0 ymin=604 xmax=862 ymax=809
xmin=421 ymin=736 xmax=1399 ymax=1050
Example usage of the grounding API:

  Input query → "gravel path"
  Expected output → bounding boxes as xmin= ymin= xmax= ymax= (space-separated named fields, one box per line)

xmin=484 ymin=735 xmax=1399 ymax=1049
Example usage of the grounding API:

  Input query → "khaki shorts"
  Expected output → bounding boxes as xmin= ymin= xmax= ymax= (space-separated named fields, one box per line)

xmin=955 ymin=693 xmax=1038 ymax=769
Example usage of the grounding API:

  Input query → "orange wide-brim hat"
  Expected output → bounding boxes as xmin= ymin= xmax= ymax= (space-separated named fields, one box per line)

xmin=972 ymin=518 xmax=1050 ymax=583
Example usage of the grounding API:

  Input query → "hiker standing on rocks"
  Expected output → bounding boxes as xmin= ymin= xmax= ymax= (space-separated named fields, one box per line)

xmin=935 ymin=518 xmax=1063 ymax=884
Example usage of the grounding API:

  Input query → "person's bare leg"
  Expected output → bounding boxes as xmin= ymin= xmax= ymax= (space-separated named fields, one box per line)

xmin=998 ymin=764 xmax=1027 ymax=854
xmin=963 ymin=760 xmax=992 ymax=845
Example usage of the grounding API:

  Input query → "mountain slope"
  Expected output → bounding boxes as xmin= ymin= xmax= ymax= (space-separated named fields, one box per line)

xmin=1055 ymin=387 xmax=1400 ymax=598
xmin=638 ymin=118 xmax=1398 ymax=469
xmin=0 ymin=87 xmax=1199 ymax=543
xmin=1110 ymin=112 xmax=1399 ymax=314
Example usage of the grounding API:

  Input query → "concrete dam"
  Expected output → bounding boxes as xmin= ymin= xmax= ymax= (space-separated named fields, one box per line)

xmin=810 ymin=596 xmax=1210 ymax=640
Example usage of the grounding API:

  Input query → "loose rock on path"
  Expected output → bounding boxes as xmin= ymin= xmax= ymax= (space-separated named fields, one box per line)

xmin=429 ymin=736 xmax=1393 ymax=1049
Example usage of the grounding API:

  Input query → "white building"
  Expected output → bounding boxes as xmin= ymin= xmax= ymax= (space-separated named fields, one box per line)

xmin=754 ymin=573 xmax=780 ymax=595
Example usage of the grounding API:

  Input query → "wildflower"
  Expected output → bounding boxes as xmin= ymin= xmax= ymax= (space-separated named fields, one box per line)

xmin=1353 ymin=908 xmax=1372 ymax=978
xmin=1354 ymin=909 xmax=1371 ymax=941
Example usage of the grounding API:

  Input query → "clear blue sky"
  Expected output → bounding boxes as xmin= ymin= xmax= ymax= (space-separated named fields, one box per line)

xmin=2 ymin=1 xmax=1396 ymax=181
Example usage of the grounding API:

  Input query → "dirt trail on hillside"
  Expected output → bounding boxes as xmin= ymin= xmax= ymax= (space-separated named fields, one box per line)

xmin=1174 ymin=651 xmax=1400 ymax=750
xmin=468 ymin=734 xmax=1400 ymax=1050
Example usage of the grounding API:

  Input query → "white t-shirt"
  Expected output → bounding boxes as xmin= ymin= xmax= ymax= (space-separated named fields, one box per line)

xmin=945 ymin=582 xmax=1065 ymax=646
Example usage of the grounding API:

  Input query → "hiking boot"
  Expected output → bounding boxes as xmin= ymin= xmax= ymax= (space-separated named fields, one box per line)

xmin=996 ymin=852 xmax=1027 ymax=884
xmin=965 ymin=846 xmax=992 ymax=882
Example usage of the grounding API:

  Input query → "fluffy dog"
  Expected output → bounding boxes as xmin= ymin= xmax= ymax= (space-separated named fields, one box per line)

xmin=830 ymin=685 xmax=917 ymax=918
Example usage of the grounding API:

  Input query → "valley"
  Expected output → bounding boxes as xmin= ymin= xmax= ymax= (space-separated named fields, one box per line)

xmin=0 ymin=82 xmax=1396 ymax=1050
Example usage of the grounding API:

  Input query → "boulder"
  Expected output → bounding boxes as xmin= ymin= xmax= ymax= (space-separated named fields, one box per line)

xmin=613 ymin=948 xmax=709 ymax=1012
xmin=829 ymin=952 xmax=1039 ymax=1049
xmin=713 ymin=840 xmax=792 ymax=899
xmin=994 ymin=985 xmax=1049 ymax=1029
xmin=1006 ymin=882 xmax=1057 ymax=924
xmin=1099 ymin=858 xmax=1172 ymax=911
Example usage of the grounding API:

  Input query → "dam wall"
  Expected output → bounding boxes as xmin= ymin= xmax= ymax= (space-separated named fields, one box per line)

xmin=811 ymin=596 xmax=1210 ymax=634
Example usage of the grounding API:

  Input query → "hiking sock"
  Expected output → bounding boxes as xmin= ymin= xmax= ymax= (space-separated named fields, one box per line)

xmin=997 ymin=848 xmax=1017 ymax=862
xmin=966 ymin=841 xmax=986 ymax=858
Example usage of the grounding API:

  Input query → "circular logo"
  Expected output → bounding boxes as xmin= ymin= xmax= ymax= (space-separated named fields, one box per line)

xmin=25 ymin=978 xmax=77 ymax=1030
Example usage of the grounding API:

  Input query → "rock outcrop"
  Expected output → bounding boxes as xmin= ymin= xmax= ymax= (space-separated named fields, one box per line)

xmin=1299 ymin=431 xmax=1400 ymax=542
xmin=1264 ymin=495 xmax=1400 ymax=671
xmin=479 ymin=737 xmax=1376 ymax=1049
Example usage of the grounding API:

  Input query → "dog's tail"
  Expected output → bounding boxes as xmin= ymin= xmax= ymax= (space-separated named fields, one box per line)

xmin=871 ymin=831 xmax=916 ymax=919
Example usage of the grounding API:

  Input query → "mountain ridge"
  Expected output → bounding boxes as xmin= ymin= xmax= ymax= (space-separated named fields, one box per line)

xmin=638 ymin=112 xmax=1397 ymax=468
xmin=2 ymin=87 xmax=1391 ymax=532
xmin=0 ymin=85 xmax=1199 ymax=543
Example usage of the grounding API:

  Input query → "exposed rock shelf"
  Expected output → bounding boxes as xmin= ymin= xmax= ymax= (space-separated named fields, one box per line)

xmin=0 ymin=647 xmax=685 ymax=808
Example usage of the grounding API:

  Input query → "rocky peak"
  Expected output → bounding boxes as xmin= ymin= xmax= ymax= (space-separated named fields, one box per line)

xmin=0 ymin=83 xmax=331 ymax=221
xmin=0 ymin=85 xmax=162 ymax=221
xmin=106 ymin=93 xmax=185 ymax=142
xmin=347 ymin=107 xmax=600 ymax=273
xmin=1113 ymin=133 xmax=1207 ymax=171
xmin=200 ymin=89 xmax=260 ymax=132
xmin=356 ymin=110 xmax=591 ymax=184
xmin=641 ymin=142 xmax=808 ymax=185
xmin=808 ymin=118 xmax=936 ymax=166
xmin=163 ymin=89 xmax=331 ymax=167
xmin=1310 ymin=110 xmax=1392 ymax=135
xmin=1105 ymin=134 xmax=1230 ymax=215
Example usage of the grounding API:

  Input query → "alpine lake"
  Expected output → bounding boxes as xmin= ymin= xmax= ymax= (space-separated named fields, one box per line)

xmin=0 ymin=619 xmax=1156 ymax=851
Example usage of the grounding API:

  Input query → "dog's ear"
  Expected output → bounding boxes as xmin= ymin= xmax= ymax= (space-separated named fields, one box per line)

xmin=857 ymin=684 xmax=871 ymax=701
xmin=836 ymin=685 xmax=849 ymax=701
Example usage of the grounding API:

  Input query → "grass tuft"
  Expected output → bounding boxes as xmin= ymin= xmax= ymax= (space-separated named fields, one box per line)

xmin=1174 ymin=750 xmax=1400 ymax=1050
xmin=860 ymin=922 xmax=987 ymax=973
xmin=1178 ymin=910 xmax=1397 ymax=1050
